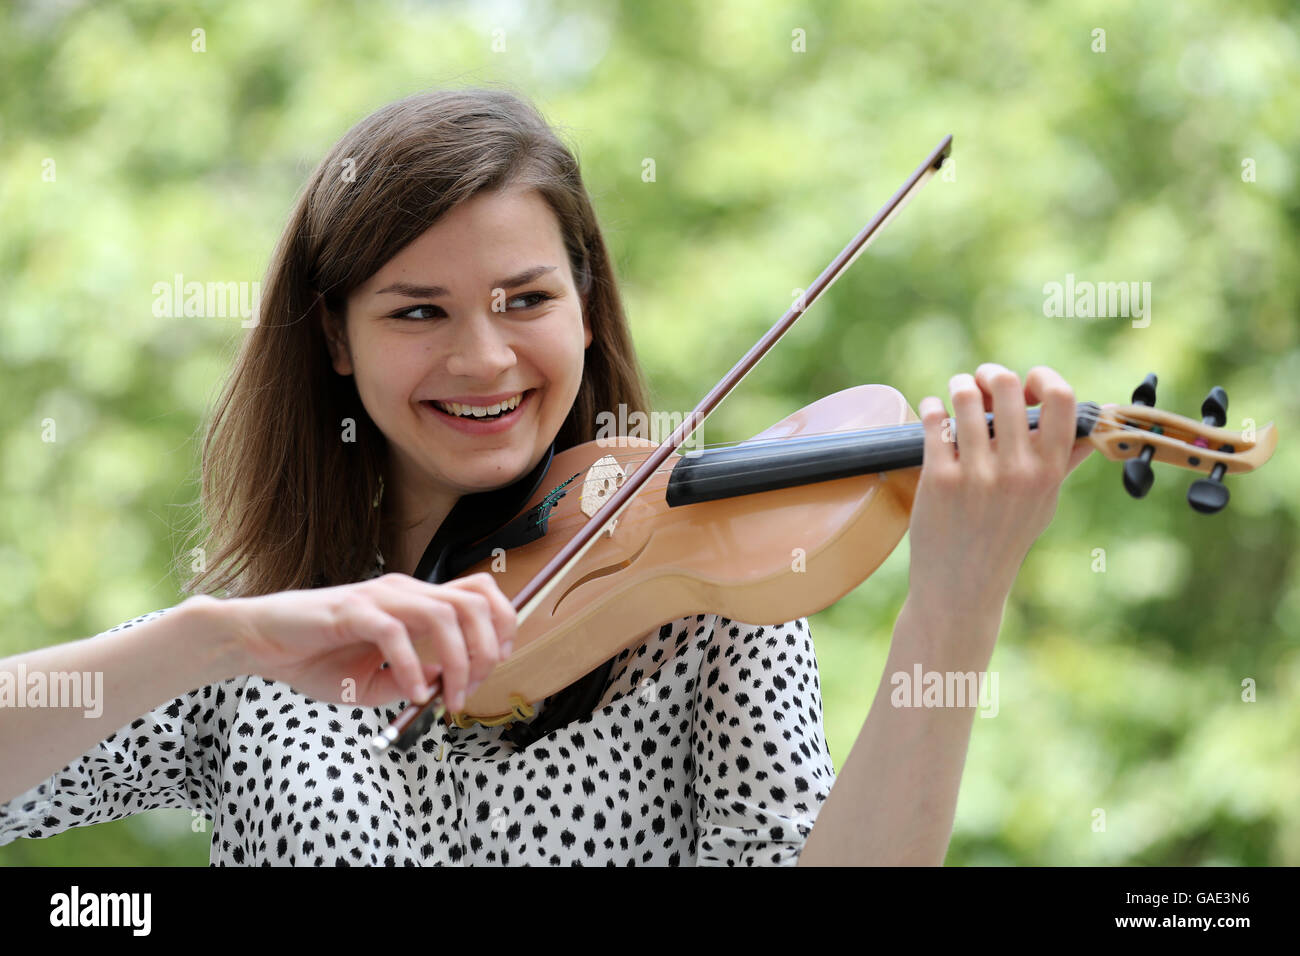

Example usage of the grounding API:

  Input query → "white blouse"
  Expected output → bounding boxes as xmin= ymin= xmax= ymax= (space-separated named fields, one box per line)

xmin=0 ymin=561 xmax=837 ymax=865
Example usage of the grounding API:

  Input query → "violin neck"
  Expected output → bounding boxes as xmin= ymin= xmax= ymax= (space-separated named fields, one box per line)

xmin=665 ymin=402 xmax=1101 ymax=507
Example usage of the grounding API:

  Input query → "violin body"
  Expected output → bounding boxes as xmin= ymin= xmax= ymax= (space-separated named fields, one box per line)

xmin=455 ymin=384 xmax=920 ymax=721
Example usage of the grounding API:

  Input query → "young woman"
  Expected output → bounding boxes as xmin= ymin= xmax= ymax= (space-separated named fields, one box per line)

xmin=0 ymin=87 xmax=1096 ymax=865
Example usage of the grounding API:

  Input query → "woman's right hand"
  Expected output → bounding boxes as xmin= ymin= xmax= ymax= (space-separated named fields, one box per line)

xmin=218 ymin=572 xmax=517 ymax=710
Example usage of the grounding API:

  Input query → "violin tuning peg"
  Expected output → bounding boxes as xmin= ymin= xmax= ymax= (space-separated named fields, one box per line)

xmin=1122 ymin=374 xmax=1159 ymax=499
xmin=1131 ymin=373 xmax=1158 ymax=407
xmin=1188 ymin=463 xmax=1230 ymax=514
xmin=1123 ymin=450 xmax=1155 ymax=498
xmin=1201 ymin=386 xmax=1228 ymax=428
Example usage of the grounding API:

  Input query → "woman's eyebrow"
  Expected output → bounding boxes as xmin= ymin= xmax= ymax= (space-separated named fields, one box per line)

xmin=375 ymin=265 xmax=558 ymax=298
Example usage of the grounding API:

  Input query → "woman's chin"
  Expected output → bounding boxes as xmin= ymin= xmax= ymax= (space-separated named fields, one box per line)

xmin=437 ymin=450 xmax=546 ymax=494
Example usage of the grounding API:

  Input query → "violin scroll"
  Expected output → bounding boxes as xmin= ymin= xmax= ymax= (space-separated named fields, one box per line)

xmin=1085 ymin=373 xmax=1277 ymax=513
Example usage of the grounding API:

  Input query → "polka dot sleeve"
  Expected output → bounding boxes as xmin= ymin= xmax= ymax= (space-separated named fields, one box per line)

xmin=0 ymin=608 xmax=246 ymax=847
xmin=691 ymin=616 xmax=837 ymax=866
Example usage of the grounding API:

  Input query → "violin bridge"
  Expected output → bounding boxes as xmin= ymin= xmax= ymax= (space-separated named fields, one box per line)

xmin=581 ymin=454 xmax=626 ymax=536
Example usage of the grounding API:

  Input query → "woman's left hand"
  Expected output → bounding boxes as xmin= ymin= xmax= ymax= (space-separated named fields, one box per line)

xmin=906 ymin=363 xmax=1103 ymax=628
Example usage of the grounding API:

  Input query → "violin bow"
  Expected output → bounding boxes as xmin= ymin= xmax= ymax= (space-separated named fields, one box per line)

xmin=368 ymin=134 xmax=954 ymax=752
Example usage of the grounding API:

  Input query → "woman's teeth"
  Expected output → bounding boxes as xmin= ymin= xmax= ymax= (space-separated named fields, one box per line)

xmin=432 ymin=392 xmax=524 ymax=418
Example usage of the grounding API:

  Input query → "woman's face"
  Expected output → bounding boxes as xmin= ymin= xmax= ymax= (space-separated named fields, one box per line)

xmin=326 ymin=186 xmax=591 ymax=519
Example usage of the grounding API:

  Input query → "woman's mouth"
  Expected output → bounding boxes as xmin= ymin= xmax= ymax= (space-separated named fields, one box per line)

xmin=420 ymin=389 xmax=534 ymax=434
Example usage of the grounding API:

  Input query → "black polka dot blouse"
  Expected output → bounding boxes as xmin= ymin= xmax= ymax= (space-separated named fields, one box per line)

xmin=0 ymin=559 xmax=837 ymax=865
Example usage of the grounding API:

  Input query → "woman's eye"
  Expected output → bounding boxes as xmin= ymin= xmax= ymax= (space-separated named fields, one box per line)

xmin=394 ymin=305 xmax=445 ymax=320
xmin=390 ymin=292 xmax=553 ymax=321
xmin=505 ymin=291 xmax=555 ymax=310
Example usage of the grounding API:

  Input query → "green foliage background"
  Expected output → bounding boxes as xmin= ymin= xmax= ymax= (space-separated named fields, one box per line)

xmin=1 ymin=0 xmax=1297 ymax=865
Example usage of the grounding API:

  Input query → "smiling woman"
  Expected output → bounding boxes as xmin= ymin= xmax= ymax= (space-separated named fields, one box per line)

xmin=321 ymin=186 xmax=593 ymax=580
xmin=0 ymin=80 xmax=1108 ymax=869
xmin=0 ymin=86 xmax=841 ymax=867
xmin=191 ymin=90 xmax=648 ymax=598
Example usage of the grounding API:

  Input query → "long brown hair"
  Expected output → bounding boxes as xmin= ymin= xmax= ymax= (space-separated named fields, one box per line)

xmin=180 ymin=86 xmax=650 ymax=599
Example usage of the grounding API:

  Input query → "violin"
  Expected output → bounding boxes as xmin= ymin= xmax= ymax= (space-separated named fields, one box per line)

xmin=367 ymin=137 xmax=1278 ymax=753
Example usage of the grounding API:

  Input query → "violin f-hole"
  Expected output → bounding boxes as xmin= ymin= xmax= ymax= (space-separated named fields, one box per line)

xmin=551 ymin=536 xmax=654 ymax=616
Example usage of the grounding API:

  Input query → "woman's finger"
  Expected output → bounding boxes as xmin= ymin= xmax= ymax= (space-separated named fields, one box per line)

xmin=442 ymin=572 xmax=519 ymax=656
xmin=918 ymin=395 xmax=957 ymax=476
xmin=435 ymin=587 xmax=501 ymax=689
xmin=373 ymin=575 xmax=515 ymax=709
xmin=975 ymin=363 xmax=1030 ymax=461
xmin=1023 ymin=366 xmax=1078 ymax=474
xmin=359 ymin=589 xmax=471 ymax=709
xmin=365 ymin=581 xmax=495 ymax=708
xmin=948 ymin=372 xmax=991 ymax=471
xmin=334 ymin=598 xmax=430 ymax=705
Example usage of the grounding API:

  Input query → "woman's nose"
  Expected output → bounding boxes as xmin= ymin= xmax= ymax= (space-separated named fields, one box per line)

xmin=444 ymin=309 xmax=517 ymax=378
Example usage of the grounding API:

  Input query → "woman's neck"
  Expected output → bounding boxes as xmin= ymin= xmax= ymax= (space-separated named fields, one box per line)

xmin=381 ymin=493 xmax=458 ymax=578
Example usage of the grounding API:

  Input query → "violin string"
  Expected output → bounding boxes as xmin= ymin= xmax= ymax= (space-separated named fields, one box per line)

xmin=453 ymin=405 xmax=1214 ymax=547
xmin=557 ymin=412 xmax=1121 ymax=502
xmin=569 ymin=405 xmax=1159 ymax=471
xmin=556 ymin=405 xmax=1171 ymax=499
xmin=526 ymin=406 xmax=1188 ymax=538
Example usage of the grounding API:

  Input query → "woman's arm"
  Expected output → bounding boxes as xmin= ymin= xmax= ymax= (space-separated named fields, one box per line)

xmin=798 ymin=363 xmax=1099 ymax=866
xmin=1 ymin=570 xmax=518 ymax=810
xmin=0 ymin=596 xmax=239 ymax=804
xmin=798 ymin=591 xmax=1002 ymax=866
xmin=0 ymin=573 xmax=515 ymax=849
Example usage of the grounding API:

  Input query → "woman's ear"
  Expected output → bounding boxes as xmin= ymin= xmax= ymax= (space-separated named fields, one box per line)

xmin=319 ymin=297 xmax=354 ymax=375
xmin=582 ymin=298 xmax=593 ymax=349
